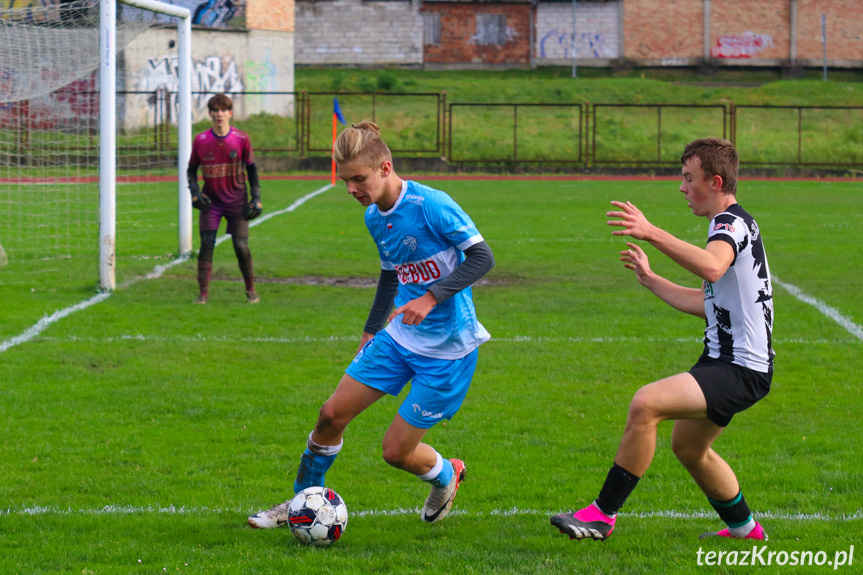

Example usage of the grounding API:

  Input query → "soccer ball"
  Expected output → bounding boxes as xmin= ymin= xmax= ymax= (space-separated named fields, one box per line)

xmin=288 ymin=486 xmax=348 ymax=546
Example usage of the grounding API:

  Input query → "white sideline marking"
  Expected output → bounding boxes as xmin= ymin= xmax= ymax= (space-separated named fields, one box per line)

xmin=34 ymin=334 xmax=859 ymax=346
xmin=773 ymin=275 xmax=863 ymax=341
xmin=0 ymin=184 xmax=334 ymax=354
xmin=0 ymin=293 xmax=112 ymax=353
xmin=0 ymin=505 xmax=859 ymax=522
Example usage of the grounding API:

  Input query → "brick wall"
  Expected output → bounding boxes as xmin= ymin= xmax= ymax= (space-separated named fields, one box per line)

xmin=421 ymin=3 xmax=532 ymax=65
xmin=624 ymin=0 xmax=703 ymax=61
xmin=623 ymin=0 xmax=862 ymax=67
xmin=248 ymin=0 xmax=295 ymax=32
xmin=287 ymin=0 xmax=860 ymax=68
xmin=710 ymin=0 xmax=789 ymax=61
xmin=797 ymin=0 xmax=863 ymax=63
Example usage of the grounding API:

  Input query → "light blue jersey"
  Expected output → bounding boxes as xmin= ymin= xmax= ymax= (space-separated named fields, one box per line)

xmin=365 ymin=180 xmax=490 ymax=360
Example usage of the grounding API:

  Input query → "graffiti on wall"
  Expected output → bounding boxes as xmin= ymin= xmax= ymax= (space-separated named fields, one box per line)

xmin=0 ymin=71 xmax=98 ymax=131
xmin=711 ymin=32 xmax=775 ymax=59
xmin=128 ymin=0 xmax=246 ymax=28
xmin=244 ymin=49 xmax=278 ymax=92
xmin=244 ymin=48 xmax=279 ymax=110
xmin=468 ymin=25 xmax=520 ymax=46
xmin=2 ymin=0 xmax=245 ymax=27
xmin=138 ymin=54 xmax=244 ymax=111
xmin=540 ymin=30 xmax=610 ymax=59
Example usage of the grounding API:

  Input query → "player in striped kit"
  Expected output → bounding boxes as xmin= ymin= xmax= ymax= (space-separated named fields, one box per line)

xmin=249 ymin=121 xmax=494 ymax=528
xmin=187 ymin=93 xmax=262 ymax=304
xmin=552 ymin=138 xmax=774 ymax=542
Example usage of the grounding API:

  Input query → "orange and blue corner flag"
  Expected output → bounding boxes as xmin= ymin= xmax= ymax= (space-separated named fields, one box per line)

xmin=331 ymin=98 xmax=346 ymax=185
xmin=333 ymin=98 xmax=346 ymax=125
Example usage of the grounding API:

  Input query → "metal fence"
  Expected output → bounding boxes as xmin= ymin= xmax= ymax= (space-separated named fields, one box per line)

xmin=590 ymin=104 xmax=728 ymax=167
xmin=732 ymin=105 xmax=863 ymax=167
xmin=448 ymin=103 xmax=584 ymax=164
xmin=6 ymin=89 xmax=863 ymax=169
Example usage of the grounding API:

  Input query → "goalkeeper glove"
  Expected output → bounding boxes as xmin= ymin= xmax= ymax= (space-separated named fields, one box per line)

xmin=191 ymin=189 xmax=212 ymax=210
xmin=246 ymin=199 xmax=263 ymax=220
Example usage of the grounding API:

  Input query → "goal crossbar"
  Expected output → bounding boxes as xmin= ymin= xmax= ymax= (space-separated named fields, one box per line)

xmin=100 ymin=0 xmax=192 ymax=290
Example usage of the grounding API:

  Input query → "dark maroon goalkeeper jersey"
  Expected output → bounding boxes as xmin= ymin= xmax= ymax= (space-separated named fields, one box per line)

xmin=189 ymin=127 xmax=255 ymax=209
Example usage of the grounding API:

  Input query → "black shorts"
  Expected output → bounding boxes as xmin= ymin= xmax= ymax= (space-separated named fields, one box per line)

xmin=689 ymin=357 xmax=772 ymax=427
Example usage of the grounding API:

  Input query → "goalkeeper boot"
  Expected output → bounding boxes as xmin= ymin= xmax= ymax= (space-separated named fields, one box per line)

xmin=193 ymin=293 xmax=208 ymax=304
xmin=551 ymin=503 xmax=616 ymax=541
xmin=248 ymin=499 xmax=291 ymax=529
xmin=421 ymin=458 xmax=466 ymax=523
xmin=246 ymin=291 xmax=260 ymax=304
xmin=699 ymin=521 xmax=768 ymax=541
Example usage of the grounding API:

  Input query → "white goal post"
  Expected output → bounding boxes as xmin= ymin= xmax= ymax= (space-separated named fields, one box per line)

xmin=101 ymin=0 xmax=192 ymax=290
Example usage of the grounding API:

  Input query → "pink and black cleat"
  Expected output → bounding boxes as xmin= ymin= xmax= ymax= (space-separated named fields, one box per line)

xmin=551 ymin=503 xmax=616 ymax=541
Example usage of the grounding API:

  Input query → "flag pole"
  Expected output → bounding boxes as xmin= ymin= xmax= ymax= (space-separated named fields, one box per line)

xmin=331 ymin=112 xmax=337 ymax=186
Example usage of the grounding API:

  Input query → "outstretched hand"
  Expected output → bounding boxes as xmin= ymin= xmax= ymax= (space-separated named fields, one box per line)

xmin=607 ymin=201 xmax=654 ymax=241
xmin=620 ymin=242 xmax=652 ymax=285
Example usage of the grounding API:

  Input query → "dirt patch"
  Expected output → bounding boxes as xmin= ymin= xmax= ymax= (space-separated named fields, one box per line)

xmin=163 ymin=274 xmax=508 ymax=288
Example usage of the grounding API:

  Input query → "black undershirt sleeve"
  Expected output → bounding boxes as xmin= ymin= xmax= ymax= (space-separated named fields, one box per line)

xmin=246 ymin=163 xmax=261 ymax=201
xmin=186 ymin=164 xmax=200 ymax=194
xmin=363 ymin=269 xmax=399 ymax=335
xmin=428 ymin=241 xmax=495 ymax=304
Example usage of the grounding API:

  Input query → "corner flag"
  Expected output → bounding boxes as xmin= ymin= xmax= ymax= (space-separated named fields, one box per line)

xmin=332 ymin=97 xmax=347 ymax=185
xmin=334 ymin=98 xmax=346 ymax=125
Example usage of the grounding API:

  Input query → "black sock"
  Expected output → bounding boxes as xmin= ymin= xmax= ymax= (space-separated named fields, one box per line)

xmin=708 ymin=492 xmax=752 ymax=527
xmin=595 ymin=462 xmax=641 ymax=516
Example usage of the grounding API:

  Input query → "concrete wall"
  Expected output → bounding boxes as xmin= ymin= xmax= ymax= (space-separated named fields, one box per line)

xmin=295 ymin=0 xmax=422 ymax=66
xmin=122 ymin=26 xmax=295 ymax=129
xmin=535 ymin=1 xmax=620 ymax=65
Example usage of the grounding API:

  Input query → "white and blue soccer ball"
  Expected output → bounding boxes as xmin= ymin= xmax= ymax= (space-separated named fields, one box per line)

xmin=288 ymin=486 xmax=348 ymax=546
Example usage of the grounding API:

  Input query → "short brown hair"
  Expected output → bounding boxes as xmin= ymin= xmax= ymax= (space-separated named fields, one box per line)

xmin=681 ymin=138 xmax=738 ymax=195
xmin=333 ymin=121 xmax=392 ymax=168
xmin=207 ymin=93 xmax=233 ymax=112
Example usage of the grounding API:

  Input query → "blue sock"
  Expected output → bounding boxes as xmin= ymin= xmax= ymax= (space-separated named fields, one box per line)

xmin=293 ymin=448 xmax=338 ymax=493
xmin=418 ymin=454 xmax=453 ymax=488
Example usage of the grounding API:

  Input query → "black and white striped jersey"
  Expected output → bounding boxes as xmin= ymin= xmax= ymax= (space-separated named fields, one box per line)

xmin=702 ymin=204 xmax=775 ymax=373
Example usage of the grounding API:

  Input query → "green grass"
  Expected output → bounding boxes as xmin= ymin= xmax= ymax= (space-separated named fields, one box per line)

xmin=1 ymin=177 xmax=862 ymax=573
xmin=9 ymin=68 xmax=862 ymax=167
xmin=298 ymin=68 xmax=863 ymax=166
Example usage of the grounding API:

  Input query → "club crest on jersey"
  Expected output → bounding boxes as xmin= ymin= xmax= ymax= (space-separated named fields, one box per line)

xmin=749 ymin=220 xmax=760 ymax=241
xmin=229 ymin=150 xmax=237 ymax=159
xmin=402 ymin=236 xmax=418 ymax=252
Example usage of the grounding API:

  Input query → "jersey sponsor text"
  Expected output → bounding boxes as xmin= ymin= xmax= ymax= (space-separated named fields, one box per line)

xmin=395 ymin=259 xmax=442 ymax=285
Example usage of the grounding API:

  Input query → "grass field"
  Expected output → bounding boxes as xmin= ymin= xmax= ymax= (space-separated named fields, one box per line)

xmin=1 ymin=176 xmax=862 ymax=574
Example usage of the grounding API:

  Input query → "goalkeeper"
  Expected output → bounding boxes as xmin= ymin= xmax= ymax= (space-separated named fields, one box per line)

xmin=187 ymin=93 xmax=263 ymax=304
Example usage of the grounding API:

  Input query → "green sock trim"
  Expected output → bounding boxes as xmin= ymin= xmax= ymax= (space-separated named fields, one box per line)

xmin=708 ymin=492 xmax=743 ymax=508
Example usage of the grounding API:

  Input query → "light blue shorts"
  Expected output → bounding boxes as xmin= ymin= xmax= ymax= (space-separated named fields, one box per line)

xmin=345 ymin=330 xmax=478 ymax=429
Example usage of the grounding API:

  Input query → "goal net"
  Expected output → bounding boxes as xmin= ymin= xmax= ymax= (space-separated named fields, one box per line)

xmin=0 ymin=0 xmax=191 ymax=290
